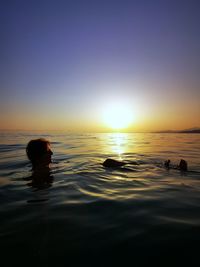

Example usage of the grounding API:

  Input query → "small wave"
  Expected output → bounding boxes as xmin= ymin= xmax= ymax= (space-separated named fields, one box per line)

xmin=0 ymin=144 xmax=25 ymax=152
xmin=27 ymin=198 xmax=49 ymax=203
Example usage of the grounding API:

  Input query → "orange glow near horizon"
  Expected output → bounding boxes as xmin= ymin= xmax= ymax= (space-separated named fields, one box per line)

xmin=0 ymin=96 xmax=200 ymax=132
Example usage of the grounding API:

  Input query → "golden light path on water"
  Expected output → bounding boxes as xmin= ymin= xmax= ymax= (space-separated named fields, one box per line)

xmin=104 ymin=133 xmax=130 ymax=161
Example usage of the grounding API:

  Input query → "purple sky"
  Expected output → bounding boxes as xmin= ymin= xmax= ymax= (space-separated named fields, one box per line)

xmin=1 ymin=0 xmax=200 ymax=131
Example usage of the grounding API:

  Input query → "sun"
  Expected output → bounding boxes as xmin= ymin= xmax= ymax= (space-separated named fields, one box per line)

xmin=102 ymin=103 xmax=133 ymax=130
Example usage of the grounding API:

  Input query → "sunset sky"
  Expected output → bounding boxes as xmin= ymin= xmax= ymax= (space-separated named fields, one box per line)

xmin=1 ymin=0 xmax=200 ymax=132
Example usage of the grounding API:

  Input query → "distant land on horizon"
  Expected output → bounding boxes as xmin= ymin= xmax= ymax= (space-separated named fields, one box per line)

xmin=153 ymin=127 xmax=200 ymax=134
xmin=0 ymin=127 xmax=200 ymax=134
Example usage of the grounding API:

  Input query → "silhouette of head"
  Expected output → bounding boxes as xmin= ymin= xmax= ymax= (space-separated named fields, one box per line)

xmin=26 ymin=138 xmax=53 ymax=170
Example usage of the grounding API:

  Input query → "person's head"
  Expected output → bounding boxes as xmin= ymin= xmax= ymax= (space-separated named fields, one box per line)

xmin=26 ymin=138 xmax=53 ymax=170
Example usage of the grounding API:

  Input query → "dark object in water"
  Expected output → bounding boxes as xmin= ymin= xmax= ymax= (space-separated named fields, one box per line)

xmin=164 ymin=159 xmax=188 ymax=171
xmin=164 ymin=159 xmax=171 ymax=169
xmin=178 ymin=159 xmax=188 ymax=171
xmin=103 ymin=158 xmax=126 ymax=168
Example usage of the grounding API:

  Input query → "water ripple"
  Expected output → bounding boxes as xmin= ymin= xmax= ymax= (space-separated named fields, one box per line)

xmin=0 ymin=132 xmax=200 ymax=266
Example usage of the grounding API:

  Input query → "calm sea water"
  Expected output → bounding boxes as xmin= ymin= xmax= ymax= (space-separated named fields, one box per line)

xmin=0 ymin=132 xmax=200 ymax=266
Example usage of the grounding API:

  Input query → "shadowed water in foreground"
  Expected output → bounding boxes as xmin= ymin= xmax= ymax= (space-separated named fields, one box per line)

xmin=0 ymin=132 xmax=200 ymax=266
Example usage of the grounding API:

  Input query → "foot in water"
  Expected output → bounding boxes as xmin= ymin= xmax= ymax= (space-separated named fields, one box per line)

xmin=164 ymin=159 xmax=188 ymax=171
xmin=178 ymin=159 xmax=188 ymax=171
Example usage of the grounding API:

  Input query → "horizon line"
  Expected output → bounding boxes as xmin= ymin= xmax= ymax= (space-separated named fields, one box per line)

xmin=0 ymin=128 xmax=199 ymax=134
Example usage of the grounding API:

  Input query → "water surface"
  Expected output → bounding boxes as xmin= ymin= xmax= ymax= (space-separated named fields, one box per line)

xmin=0 ymin=132 xmax=200 ymax=266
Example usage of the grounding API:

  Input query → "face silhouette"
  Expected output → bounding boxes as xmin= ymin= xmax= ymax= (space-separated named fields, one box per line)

xmin=34 ymin=143 xmax=53 ymax=169
xmin=40 ymin=144 xmax=53 ymax=167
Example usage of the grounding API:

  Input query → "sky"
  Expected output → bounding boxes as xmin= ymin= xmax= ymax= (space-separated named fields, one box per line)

xmin=1 ymin=0 xmax=200 ymax=132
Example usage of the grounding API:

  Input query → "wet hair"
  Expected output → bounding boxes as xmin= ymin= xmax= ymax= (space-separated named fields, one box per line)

xmin=26 ymin=138 xmax=50 ymax=167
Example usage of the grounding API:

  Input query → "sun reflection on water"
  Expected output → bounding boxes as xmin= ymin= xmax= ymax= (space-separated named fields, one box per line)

xmin=105 ymin=133 xmax=129 ymax=160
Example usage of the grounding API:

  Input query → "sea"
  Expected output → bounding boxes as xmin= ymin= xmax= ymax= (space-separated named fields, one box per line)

xmin=0 ymin=131 xmax=200 ymax=266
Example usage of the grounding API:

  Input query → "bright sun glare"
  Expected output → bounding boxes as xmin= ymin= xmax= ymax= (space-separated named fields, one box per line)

xmin=102 ymin=103 xmax=133 ymax=130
